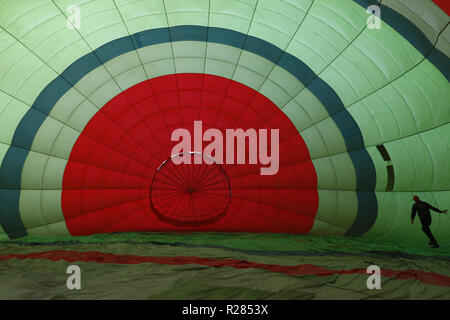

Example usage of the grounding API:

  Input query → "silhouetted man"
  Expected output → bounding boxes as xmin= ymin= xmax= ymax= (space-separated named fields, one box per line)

xmin=411 ymin=195 xmax=447 ymax=248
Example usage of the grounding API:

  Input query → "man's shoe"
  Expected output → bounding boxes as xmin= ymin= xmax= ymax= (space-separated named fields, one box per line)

xmin=431 ymin=243 xmax=440 ymax=248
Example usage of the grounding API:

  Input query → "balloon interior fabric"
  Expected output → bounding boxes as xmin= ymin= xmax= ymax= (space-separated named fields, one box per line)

xmin=0 ymin=0 xmax=449 ymax=300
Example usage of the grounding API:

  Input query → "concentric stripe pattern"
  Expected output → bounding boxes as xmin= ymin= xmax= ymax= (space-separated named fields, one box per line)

xmin=0 ymin=0 xmax=448 ymax=243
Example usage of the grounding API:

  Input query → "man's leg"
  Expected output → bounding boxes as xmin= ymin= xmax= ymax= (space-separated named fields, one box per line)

xmin=422 ymin=225 xmax=439 ymax=248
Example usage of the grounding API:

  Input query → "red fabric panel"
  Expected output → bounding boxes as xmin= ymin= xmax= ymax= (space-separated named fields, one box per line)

xmin=432 ymin=0 xmax=449 ymax=15
xmin=62 ymin=74 xmax=319 ymax=235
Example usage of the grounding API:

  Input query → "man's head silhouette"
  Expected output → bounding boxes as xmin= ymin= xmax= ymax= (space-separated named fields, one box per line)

xmin=413 ymin=195 xmax=420 ymax=202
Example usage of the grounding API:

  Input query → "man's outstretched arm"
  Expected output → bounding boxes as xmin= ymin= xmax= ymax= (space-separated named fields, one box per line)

xmin=427 ymin=203 xmax=448 ymax=214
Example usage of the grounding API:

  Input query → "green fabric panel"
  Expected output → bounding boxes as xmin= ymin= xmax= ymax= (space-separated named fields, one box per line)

xmin=402 ymin=135 xmax=434 ymax=190
xmin=309 ymin=219 xmax=346 ymax=236
xmin=420 ymin=125 xmax=450 ymax=191
xmin=206 ymin=42 xmax=241 ymax=64
xmin=321 ymin=53 xmax=374 ymax=106
xmin=299 ymin=126 xmax=328 ymax=159
xmin=269 ymin=65 xmax=305 ymax=98
xmin=313 ymin=152 xmax=356 ymax=190
xmin=310 ymin=117 xmax=348 ymax=157
xmin=390 ymin=67 xmax=448 ymax=133
xmin=113 ymin=65 xmax=147 ymax=91
xmin=135 ymin=43 xmax=175 ymax=79
xmin=25 ymin=224 xmax=50 ymax=236
xmin=19 ymin=189 xmax=45 ymax=229
xmin=347 ymin=101 xmax=383 ymax=147
xmin=115 ymin=0 xmax=168 ymax=33
xmin=318 ymin=8 xmax=424 ymax=110
xmin=341 ymin=45 xmax=389 ymax=91
xmin=293 ymin=89 xmax=329 ymax=125
xmin=88 ymin=79 xmax=122 ymax=108
xmin=233 ymin=66 xmax=266 ymax=92
xmin=0 ymin=93 xmax=29 ymax=145
xmin=311 ymin=190 xmax=358 ymax=235
xmin=19 ymin=190 xmax=68 ymax=235
xmin=248 ymin=0 xmax=309 ymax=50
xmin=205 ymin=59 xmax=236 ymax=79
xmin=21 ymin=151 xmax=48 ymax=190
xmin=312 ymin=157 xmax=338 ymax=190
xmin=41 ymin=190 xmax=64 ymax=220
xmin=72 ymin=66 xmax=117 ymax=99
xmin=438 ymin=123 xmax=450 ymax=158
xmin=329 ymin=153 xmax=357 ymax=190
xmin=238 ymin=51 xmax=275 ymax=79
xmin=349 ymin=88 xmax=415 ymax=146
xmin=350 ymin=26 xmax=421 ymax=81
xmin=315 ymin=190 xmax=340 ymax=230
xmin=385 ymin=134 xmax=433 ymax=191
xmin=31 ymin=121 xmax=78 ymax=160
xmin=364 ymin=192 xmax=421 ymax=243
xmin=365 ymin=191 xmax=450 ymax=245
xmin=259 ymin=79 xmax=291 ymax=108
xmin=29 ymin=117 xmax=64 ymax=156
xmin=286 ymin=0 xmax=362 ymax=74
xmin=103 ymin=50 xmax=147 ymax=77
xmin=407 ymin=60 xmax=450 ymax=127
xmin=20 ymin=190 xmax=66 ymax=229
xmin=165 ymin=0 xmax=209 ymax=26
xmin=140 ymin=43 xmax=174 ymax=64
xmin=40 ymin=190 xmax=66 ymax=226
xmin=347 ymin=58 xmax=449 ymax=153
xmin=174 ymin=57 xmax=205 ymax=74
xmin=49 ymin=90 xmax=88 ymax=124
xmin=0 ymin=30 xmax=58 ymax=106
xmin=433 ymin=191 xmax=450 ymax=241
xmin=144 ymin=59 xmax=176 ymax=78
xmin=62 ymin=0 xmax=129 ymax=49
xmin=65 ymin=100 xmax=99 ymax=132
xmin=282 ymin=98 xmax=314 ymax=132
xmin=335 ymin=190 xmax=358 ymax=227
xmin=173 ymin=41 xmax=206 ymax=59
xmin=1 ymin=0 xmax=91 ymax=73
xmin=50 ymin=126 xmax=81 ymax=159
xmin=39 ymin=220 xmax=70 ymax=236
xmin=210 ymin=0 xmax=257 ymax=34
xmin=42 ymin=157 xmax=67 ymax=190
